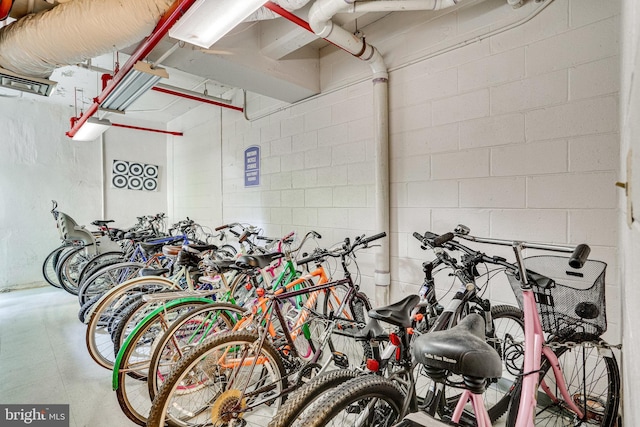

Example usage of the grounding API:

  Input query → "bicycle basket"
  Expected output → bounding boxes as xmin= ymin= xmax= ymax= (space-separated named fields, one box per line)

xmin=506 ymin=256 xmax=607 ymax=338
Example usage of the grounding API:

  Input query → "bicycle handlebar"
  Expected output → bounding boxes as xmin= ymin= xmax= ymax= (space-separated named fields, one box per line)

xmin=296 ymin=232 xmax=386 ymax=265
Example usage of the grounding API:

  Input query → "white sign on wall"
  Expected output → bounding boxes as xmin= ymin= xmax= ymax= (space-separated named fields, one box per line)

xmin=112 ymin=160 xmax=159 ymax=191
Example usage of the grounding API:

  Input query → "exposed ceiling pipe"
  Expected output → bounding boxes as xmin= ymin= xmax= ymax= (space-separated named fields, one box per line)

xmin=0 ymin=0 xmax=176 ymax=78
xmin=151 ymin=85 xmax=244 ymax=112
xmin=111 ymin=122 xmax=183 ymax=136
xmin=66 ymin=0 xmax=197 ymax=138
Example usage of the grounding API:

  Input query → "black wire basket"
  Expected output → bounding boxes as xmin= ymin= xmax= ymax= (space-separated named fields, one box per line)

xmin=507 ymin=256 xmax=607 ymax=339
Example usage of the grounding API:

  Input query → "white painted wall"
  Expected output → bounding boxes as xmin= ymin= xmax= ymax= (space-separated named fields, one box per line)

xmin=102 ymin=121 xmax=168 ymax=227
xmin=619 ymin=0 xmax=639 ymax=422
xmin=166 ymin=104 xmax=223 ymax=230
xmin=0 ymin=97 xmax=101 ymax=289
xmin=0 ymin=99 xmax=168 ymax=289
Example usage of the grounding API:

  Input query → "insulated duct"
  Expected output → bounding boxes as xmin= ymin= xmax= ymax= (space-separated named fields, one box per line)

xmin=0 ymin=0 xmax=174 ymax=78
xmin=0 ymin=0 xmax=313 ymax=80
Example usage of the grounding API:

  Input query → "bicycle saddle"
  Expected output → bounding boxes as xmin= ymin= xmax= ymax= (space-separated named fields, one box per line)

xmin=91 ymin=220 xmax=115 ymax=226
xmin=185 ymin=243 xmax=219 ymax=253
xmin=368 ymin=294 xmax=420 ymax=328
xmin=235 ymin=252 xmax=284 ymax=269
xmin=139 ymin=268 xmax=171 ymax=276
xmin=205 ymin=259 xmax=237 ymax=273
xmin=139 ymin=242 xmax=165 ymax=254
xmin=412 ymin=313 xmax=502 ymax=379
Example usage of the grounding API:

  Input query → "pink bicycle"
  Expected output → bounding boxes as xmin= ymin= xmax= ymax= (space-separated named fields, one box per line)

xmin=399 ymin=225 xmax=620 ymax=427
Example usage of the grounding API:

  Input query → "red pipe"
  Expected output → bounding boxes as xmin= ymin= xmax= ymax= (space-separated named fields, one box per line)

xmin=151 ymin=86 xmax=244 ymax=112
xmin=111 ymin=123 xmax=183 ymax=136
xmin=264 ymin=1 xmax=312 ymax=32
xmin=66 ymin=0 xmax=197 ymax=138
xmin=264 ymin=1 xmax=344 ymax=51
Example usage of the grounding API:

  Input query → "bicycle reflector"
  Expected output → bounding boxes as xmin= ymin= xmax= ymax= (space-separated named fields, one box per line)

xmin=366 ymin=358 xmax=380 ymax=372
xmin=389 ymin=332 xmax=402 ymax=361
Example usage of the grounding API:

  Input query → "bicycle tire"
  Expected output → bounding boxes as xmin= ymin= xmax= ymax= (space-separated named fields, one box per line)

xmin=505 ymin=336 xmax=620 ymax=427
xmin=77 ymin=251 xmax=125 ymax=288
xmin=147 ymin=330 xmax=287 ymax=427
xmin=147 ymin=302 xmax=246 ymax=399
xmin=114 ymin=298 xmax=214 ymax=425
xmin=78 ymin=261 xmax=146 ymax=306
xmin=56 ymin=246 xmax=92 ymax=295
xmin=85 ymin=276 xmax=176 ymax=369
xmin=78 ymin=294 xmax=102 ymax=323
xmin=267 ymin=369 xmax=361 ymax=427
xmin=42 ymin=245 xmax=72 ymax=288
xmin=296 ymin=374 xmax=406 ymax=427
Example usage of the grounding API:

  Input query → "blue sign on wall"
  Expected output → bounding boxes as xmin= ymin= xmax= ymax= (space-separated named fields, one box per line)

xmin=244 ymin=145 xmax=260 ymax=187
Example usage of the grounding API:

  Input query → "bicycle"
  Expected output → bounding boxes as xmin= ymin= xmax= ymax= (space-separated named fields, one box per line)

xmin=146 ymin=232 xmax=385 ymax=427
xmin=281 ymin=230 xmax=525 ymax=427
xmin=395 ymin=225 xmax=620 ymax=427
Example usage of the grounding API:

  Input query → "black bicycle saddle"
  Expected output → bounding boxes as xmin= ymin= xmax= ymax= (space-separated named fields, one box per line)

xmin=412 ymin=313 xmax=502 ymax=379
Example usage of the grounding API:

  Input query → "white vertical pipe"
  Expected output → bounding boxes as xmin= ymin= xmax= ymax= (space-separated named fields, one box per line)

xmin=309 ymin=0 xmax=391 ymax=306
xmin=373 ymin=76 xmax=390 ymax=307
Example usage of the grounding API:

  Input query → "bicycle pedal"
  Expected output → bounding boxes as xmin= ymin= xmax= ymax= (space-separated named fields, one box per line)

xmin=332 ymin=351 xmax=350 ymax=369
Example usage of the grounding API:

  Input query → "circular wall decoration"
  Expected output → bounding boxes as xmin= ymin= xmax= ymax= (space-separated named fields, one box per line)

xmin=127 ymin=176 xmax=143 ymax=190
xmin=129 ymin=162 xmax=144 ymax=176
xmin=112 ymin=160 xmax=158 ymax=191
xmin=113 ymin=160 xmax=129 ymax=174
xmin=112 ymin=174 xmax=127 ymax=189
xmin=144 ymin=164 xmax=158 ymax=178
xmin=143 ymin=177 xmax=158 ymax=191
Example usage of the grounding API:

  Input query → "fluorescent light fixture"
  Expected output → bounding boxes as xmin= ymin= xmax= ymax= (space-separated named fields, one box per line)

xmin=0 ymin=66 xmax=57 ymax=96
xmin=100 ymin=61 xmax=168 ymax=112
xmin=169 ymin=0 xmax=267 ymax=48
xmin=72 ymin=117 xmax=111 ymax=141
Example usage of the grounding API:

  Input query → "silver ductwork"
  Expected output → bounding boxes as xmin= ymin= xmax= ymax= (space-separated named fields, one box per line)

xmin=0 ymin=0 xmax=175 ymax=78
xmin=0 ymin=0 xmax=314 ymax=80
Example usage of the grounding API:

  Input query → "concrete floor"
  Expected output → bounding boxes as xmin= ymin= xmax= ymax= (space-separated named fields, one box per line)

xmin=0 ymin=285 xmax=137 ymax=427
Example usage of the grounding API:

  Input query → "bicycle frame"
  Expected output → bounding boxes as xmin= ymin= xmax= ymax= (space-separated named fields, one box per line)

xmin=513 ymin=243 xmax=585 ymax=427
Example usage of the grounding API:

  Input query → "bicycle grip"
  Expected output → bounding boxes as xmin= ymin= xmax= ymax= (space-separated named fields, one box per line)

xmin=412 ymin=232 xmax=424 ymax=242
xmin=238 ymin=230 xmax=250 ymax=243
xmin=433 ymin=232 xmax=454 ymax=247
xmin=312 ymin=231 xmax=322 ymax=239
xmin=215 ymin=224 xmax=230 ymax=231
xmin=362 ymin=232 xmax=387 ymax=245
xmin=296 ymin=253 xmax=318 ymax=265
xmin=569 ymin=244 xmax=591 ymax=269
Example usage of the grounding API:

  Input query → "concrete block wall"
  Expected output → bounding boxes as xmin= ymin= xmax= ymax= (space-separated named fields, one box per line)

xmin=215 ymin=0 xmax=621 ymax=340
xmin=167 ymin=105 xmax=223 ymax=230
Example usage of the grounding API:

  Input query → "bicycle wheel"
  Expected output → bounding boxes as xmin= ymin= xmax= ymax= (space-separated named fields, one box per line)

xmin=114 ymin=298 xmax=214 ymax=425
xmin=147 ymin=302 xmax=246 ymax=400
xmin=77 ymin=251 xmax=124 ymax=288
xmin=42 ymin=244 xmax=72 ymax=288
xmin=297 ymin=375 xmax=406 ymax=427
xmin=85 ymin=276 xmax=176 ymax=369
xmin=56 ymin=246 xmax=92 ymax=295
xmin=78 ymin=261 xmax=145 ymax=306
xmin=147 ymin=331 xmax=286 ymax=427
xmin=267 ymin=369 xmax=361 ymax=427
xmin=505 ymin=336 xmax=620 ymax=427
xmin=321 ymin=286 xmax=373 ymax=366
xmin=415 ymin=304 xmax=525 ymax=425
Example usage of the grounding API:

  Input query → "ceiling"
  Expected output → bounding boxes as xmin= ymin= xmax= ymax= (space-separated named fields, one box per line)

xmin=0 ymin=0 xmax=389 ymax=124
